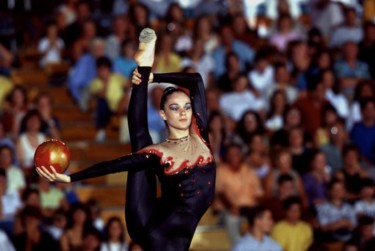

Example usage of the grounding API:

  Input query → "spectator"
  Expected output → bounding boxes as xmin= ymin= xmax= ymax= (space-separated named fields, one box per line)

xmin=231 ymin=15 xmax=258 ymax=49
xmin=350 ymin=98 xmax=375 ymax=165
xmin=235 ymin=111 xmax=265 ymax=145
xmin=38 ymin=21 xmax=65 ymax=67
xmin=106 ymin=16 xmax=129 ymax=60
xmin=0 ymin=122 xmax=16 ymax=164
xmin=265 ymin=90 xmax=289 ymax=132
xmin=309 ymin=0 xmax=344 ymax=38
xmin=101 ymin=217 xmax=128 ymax=251
xmin=302 ymin=150 xmax=330 ymax=206
xmin=288 ymin=126 xmax=311 ymax=175
xmin=354 ymin=178 xmax=375 ymax=219
xmin=246 ymin=133 xmax=270 ymax=179
xmin=330 ymin=7 xmax=363 ymax=48
xmin=0 ymin=76 xmax=13 ymax=112
xmin=316 ymin=179 xmax=357 ymax=242
xmin=261 ymin=174 xmax=297 ymax=223
xmin=16 ymin=110 xmax=46 ymax=171
xmin=89 ymin=56 xmax=129 ymax=142
xmin=315 ymin=103 xmax=341 ymax=147
xmin=0 ymin=145 xmax=25 ymax=193
xmin=264 ymin=149 xmax=307 ymax=206
xmin=215 ymin=144 xmax=263 ymax=244
xmin=289 ymin=41 xmax=311 ymax=92
xmin=217 ymin=52 xmax=243 ymax=93
xmin=114 ymin=39 xmax=137 ymax=79
xmin=0 ymin=43 xmax=14 ymax=77
xmin=60 ymin=203 xmax=93 ymax=251
xmin=12 ymin=206 xmax=59 ymax=251
xmin=266 ymin=62 xmax=298 ymax=105
xmin=68 ymin=38 xmax=106 ymax=111
xmin=335 ymin=145 xmax=369 ymax=201
xmin=33 ymin=93 xmax=61 ymax=139
xmin=219 ymin=75 xmax=265 ymax=122
xmin=82 ymin=228 xmax=102 ymax=251
xmin=270 ymin=14 xmax=302 ymax=52
xmin=13 ymin=188 xmax=41 ymax=235
xmin=57 ymin=0 xmax=77 ymax=27
xmin=248 ymin=51 xmax=274 ymax=98
xmin=192 ymin=15 xmax=218 ymax=54
xmin=348 ymin=216 xmax=375 ymax=251
xmin=294 ymin=78 xmax=328 ymax=137
xmin=334 ymin=42 xmax=371 ymax=101
xmin=146 ymin=86 xmax=167 ymax=143
xmin=86 ymin=199 xmax=104 ymax=231
xmin=271 ymin=196 xmax=313 ymax=251
xmin=208 ymin=111 xmax=227 ymax=162
xmin=212 ymin=25 xmax=254 ymax=78
xmin=154 ymin=33 xmax=181 ymax=73
xmin=348 ymin=80 xmax=375 ymax=130
xmin=358 ymin=21 xmax=375 ymax=79
xmin=321 ymin=119 xmax=348 ymax=172
xmin=62 ymin=1 xmax=91 ymax=48
xmin=271 ymin=106 xmax=304 ymax=148
xmin=321 ymin=69 xmax=350 ymax=120
xmin=0 ymin=168 xmax=22 ymax=224
xmin=232 ymin=206 xmax=282 ymax=251
xmin=1 ymin=86 xmax=29 ymax=140
xmin=37 ymin=175 xmax=65 ymax=216
xmin=181 ymin=39 xmax=214 ymax=87
xmin=46 ymin=209 xmax=67 ymax=240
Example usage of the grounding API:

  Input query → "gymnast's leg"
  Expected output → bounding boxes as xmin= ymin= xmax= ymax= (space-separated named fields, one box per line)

xmin=126 ymin=28 xmax=157 ymax=245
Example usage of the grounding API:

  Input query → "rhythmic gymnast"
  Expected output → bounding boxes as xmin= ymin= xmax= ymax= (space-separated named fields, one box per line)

xmin=36 ymin=28 xmax=216 ymax=251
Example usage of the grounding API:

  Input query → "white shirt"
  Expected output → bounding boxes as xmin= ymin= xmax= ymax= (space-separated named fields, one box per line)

xmin=325 ymin=89 xmax=349 ymax=119
xmin=6 ymin=166 xmax=25 ymax=192
xmin=100 ymin=242 xmax=128 ymax=251
xmin=248 ymin=66 xmax=274 ymax=97
xmin=0 ymin=230 xmax=15 ymax=251
xmin=330 ymin=26 xmax=363 ymax=48
xmin=220 ymin=91 xmax=265 ymax=121
xmin=19 ymin=133 xmax=46 ymax=169
xmin=1 ymin=189 xmax=22 ymax=220
xmin=347 ymin=102 xmax=362 ymax=130
xmin=38 ymin=38 xmax=64 ymax=66
xmin=182 ymin=54 xmax=214 ymax=88
xmin=354 ymin=200 xmax=375 ymax=218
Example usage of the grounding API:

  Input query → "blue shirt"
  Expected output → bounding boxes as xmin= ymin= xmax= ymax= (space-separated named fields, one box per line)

xmin=350 ymin=122 xmax=375 ymax=164
xmin=232 ymin=234 xmax=282 ymax=251
xmin=212 ymin=40 xmax=255 ymax=78
xmin=68 ymin=53 xmax=97 ymax=100
xmin=334 ymin=60 xmax=370 ymax=79
xmin=114 ymin=56 xmax=137 ymax=79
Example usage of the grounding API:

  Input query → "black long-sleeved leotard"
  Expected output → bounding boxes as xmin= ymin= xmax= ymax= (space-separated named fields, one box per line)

xmin=69 ymin=68 xmax=216 ymax=251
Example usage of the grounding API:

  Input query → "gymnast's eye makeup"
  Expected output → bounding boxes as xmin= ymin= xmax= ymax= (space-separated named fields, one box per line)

xmin=168 ymin=103 xmax=192 ymax=111
xmin=169 ymin=104 xmax=179 ymax=111
xmin=184 ymin=103 xmax=192 ymax=110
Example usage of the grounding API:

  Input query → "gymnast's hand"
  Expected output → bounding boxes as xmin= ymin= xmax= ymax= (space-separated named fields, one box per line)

xmin=36 ymin=166 xmax=71 ymax=183
xmin=132 ymin=68 xmax=154 ymax=85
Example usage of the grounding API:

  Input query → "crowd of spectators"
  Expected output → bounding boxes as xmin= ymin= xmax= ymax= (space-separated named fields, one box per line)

xmin=1 ymin=0 xmax=375 ymax=250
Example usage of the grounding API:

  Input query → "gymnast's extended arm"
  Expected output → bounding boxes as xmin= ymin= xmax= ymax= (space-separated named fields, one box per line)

xmin=35 ymin=152 xmax=160 ymax=183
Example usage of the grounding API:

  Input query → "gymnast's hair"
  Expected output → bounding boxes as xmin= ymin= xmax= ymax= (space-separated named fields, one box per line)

xmin=159 ymin=87 xmax=189 ymax=110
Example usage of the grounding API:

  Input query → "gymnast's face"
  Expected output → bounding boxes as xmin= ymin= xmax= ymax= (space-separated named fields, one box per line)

xmin=160 ymin=92 xmax=192 ymax=132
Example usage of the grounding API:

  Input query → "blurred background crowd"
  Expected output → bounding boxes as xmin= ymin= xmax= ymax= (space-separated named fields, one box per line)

xmin=1 ymin=0 xmax=375 ymax=250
